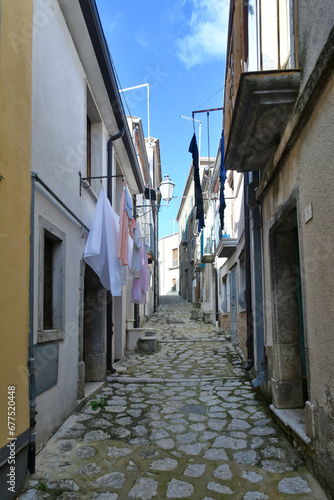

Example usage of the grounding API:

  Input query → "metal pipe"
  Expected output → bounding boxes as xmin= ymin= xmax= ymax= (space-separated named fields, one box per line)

xmin=244 ymin=172 xmax=254 ymax=371
xmin=28 ymin=175 xmax=37 ymax=473
xmin=133 ymin=198 xmax=140 ymax=327
xmin=106 ymin=128 xmax=125 ymax=374
xmin=251 ymin=196 xmax=265 ymax=387
xmin=32 ymin=172 xmax=90 ymax=232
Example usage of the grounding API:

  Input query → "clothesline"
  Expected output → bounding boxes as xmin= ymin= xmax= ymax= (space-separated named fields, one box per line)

xmin=83 ymin=186 xmax=149 ymax=305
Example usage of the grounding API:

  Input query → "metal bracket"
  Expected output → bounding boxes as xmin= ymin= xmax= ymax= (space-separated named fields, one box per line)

xmin=136 ymin=204 xmax=162 ymax=218
xmin=79 ymin=171 xmax=124 ymax=196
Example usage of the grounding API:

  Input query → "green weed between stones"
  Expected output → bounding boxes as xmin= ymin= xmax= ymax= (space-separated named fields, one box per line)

xmin=37 ymin=482 xmax=48 ymax=492
xmin=90 ymin=396 xmax=107 ymax=411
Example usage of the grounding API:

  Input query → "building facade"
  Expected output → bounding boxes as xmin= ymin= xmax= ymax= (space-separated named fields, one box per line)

xmin=0 ymin=0 xmax=34 ymax=496
xmin=215 ymin=0 xmax=334 ymax=494
xmin=158 ymin=233 xmax=180 ymax=296
xmin=0 ymin=1 xmax=161 ymax=496
xmin=177 ymin=165 xmax=195 ymax=302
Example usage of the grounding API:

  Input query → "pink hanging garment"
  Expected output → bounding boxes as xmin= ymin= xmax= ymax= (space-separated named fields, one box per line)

xmin=131 ymin=238 xmax=149 ymax=304
xmin=117 ymin=188 xmax=129 ymax=266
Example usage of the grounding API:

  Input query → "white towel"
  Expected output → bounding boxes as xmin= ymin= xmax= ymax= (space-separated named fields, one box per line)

xmin=83 ymin=188 xmax=122 ymax=296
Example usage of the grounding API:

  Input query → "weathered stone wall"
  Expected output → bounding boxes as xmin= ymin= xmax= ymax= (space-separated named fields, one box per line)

xmin=238 ymin=310 xmax=247 ymax=360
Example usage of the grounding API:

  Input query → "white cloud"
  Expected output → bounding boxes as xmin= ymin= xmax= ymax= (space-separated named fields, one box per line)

xmin=176 ymin=0 xmax=230 ymax=69
xmin=108 ymin=13 xmax=125 ymax=35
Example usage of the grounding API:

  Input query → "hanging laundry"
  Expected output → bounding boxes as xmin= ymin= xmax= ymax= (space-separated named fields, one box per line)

xmin=129 ymin=217 xmax=136 ymax=239
xmin=124 ymin=185 xmax=133 ymax=218
xmin=131 ymin=237 xmax=149 ymax=304
xmin=117 ymin=187 xmax=129 ymax=266
xmin=189 ymin=133 xmax=205 ymax=231
xmin=83 ymin=187 xmax=122 ymax=296
xmin=128 ymin=234 xmax=133 ymax=274
xmin=117 ymin=185 xmax=136 ymax=266
xmin=130 ymin=223 xmax=142 ymax=278
xmin=219 ymin=130 xmax=226 ymax=230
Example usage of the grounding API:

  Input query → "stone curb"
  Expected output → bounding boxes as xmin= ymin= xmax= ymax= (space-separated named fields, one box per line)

xmin=157 ymin=338 xmax=226 ymax=343
xmin=106 ymin=375 xmax=236 ymax=384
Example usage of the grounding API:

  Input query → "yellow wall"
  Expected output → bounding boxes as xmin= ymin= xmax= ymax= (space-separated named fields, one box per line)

xmin=0 ymin=0 xmax=33 ymax=448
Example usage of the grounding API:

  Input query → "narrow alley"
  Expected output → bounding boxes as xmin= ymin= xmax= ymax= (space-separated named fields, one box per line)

xmin=19 ymin=296 xmax=328 ymax=500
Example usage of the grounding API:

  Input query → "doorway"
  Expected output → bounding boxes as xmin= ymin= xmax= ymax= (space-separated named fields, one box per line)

xmin=83 ymin=265 xmax=106 ymax=382
xmin=270 ymin=207 xmax=308 ymax=408
xmin=230 ymin=266 xmax=238 ymax=342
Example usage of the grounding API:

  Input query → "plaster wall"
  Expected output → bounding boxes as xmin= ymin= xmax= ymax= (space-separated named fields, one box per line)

xmin=33 ymin=192 xmax=85 ymax=450
xmin=177 ymin=172 xmax=195 ymax=302
xmin=297 ymin=0 xmax=334 ymax=95
xmin=30 ymin=0 xmax=107 ymax=449
xmin=261 ymin=68 xmax=334 ymax=490
xmin=159 ymin=233 xmax=179 ymax=296
xmin=261 ymin=152 xmax=299 ymax=352
xmin=297 ymin=74 xmax=334 ymax=420
xmin=0 ymin=0 xmax=33 ymax=462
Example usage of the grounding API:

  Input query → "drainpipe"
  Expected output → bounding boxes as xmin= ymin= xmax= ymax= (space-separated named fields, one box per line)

xmin=133 ymin=197 xmax=140 ymax=328
xmin=214 ymin=265 xmax=219 ymax=327
xmin=28 ymin=174 xmax=37 ymax=473
xmin=106 ymin=128 xmax=125 ymax=374
xmin=244 ymin=172 xmax=254 ymax=371
xmin=154 ymin=208 xmax=159 ymax=311
xmin=250 ymin=176 xmax=265 ymax=387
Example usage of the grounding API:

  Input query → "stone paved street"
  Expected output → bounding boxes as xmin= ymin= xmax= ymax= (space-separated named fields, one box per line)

xmin=19 ymin=296 xmax=328 ymax=499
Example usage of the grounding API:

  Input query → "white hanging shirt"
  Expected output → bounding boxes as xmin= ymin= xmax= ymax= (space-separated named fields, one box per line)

xmin=83 ymin=187 xmax=122 ymax=296
xmin=130 ymin=224 xmax=142 ymax=278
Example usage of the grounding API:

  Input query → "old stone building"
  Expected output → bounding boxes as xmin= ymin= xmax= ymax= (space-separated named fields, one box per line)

xmin=218 ymin=0 xmax=334 ymax=493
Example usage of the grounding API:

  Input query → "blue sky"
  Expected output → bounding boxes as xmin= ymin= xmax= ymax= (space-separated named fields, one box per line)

xmin=95 ymin=0 xmax=230 ymax=238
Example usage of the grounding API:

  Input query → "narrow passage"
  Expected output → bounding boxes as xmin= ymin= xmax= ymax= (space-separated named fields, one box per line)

xmin=19 ymin=296 xmax=328 ymax=499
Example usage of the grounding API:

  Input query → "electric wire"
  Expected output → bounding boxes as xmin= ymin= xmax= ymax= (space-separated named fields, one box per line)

xmin=194 ymin=86 xmax=224 ymax=112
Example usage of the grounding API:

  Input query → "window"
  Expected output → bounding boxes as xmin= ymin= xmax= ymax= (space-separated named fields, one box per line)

xmin=172 ymin=278 xmax=176 ymax=291
xmin=86 ymin=87 xmax=103 ymax=193
xmin=222 ymin=276 xmax=228 ymax=313
xmin=38 ymin=217 xmax=65 ymax=343
xmin=43 ymin=235 xmax=53 ymax=329
xmin=172 ymin=248 xmax=178 ymax=268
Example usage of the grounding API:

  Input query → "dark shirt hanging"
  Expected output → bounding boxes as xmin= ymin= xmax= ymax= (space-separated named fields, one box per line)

xmin=189 ymin=133 xmax=205 ymax=231
xmin=219 ymin=130 xmax=226 ymax=230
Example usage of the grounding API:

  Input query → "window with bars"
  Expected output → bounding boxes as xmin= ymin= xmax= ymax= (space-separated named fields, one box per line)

xmin=38 ymin=217 xmax=65 ymax=343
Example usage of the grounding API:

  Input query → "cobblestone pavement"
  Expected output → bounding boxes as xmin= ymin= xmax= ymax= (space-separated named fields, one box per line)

xmin=19 ymin=295 xmax=328 ymax=499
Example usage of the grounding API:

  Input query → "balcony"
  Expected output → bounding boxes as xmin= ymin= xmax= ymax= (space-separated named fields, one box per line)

xmin=194 ymin=248 xmax=204 ymax=272
xmin=216 ymin=235 xmax=237 ymax=258
xmin=201 ymin=236 xmax=215 ymax=264
xmin=225 ymin=70 xmax=301 ymax=172
xmin=181 ymin=229 xmax=187 ymax=246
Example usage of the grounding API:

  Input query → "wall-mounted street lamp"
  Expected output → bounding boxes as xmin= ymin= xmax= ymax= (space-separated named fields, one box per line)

xmin=159 ymin=174 xmax=175 ymax=206
xmin=136 ymin=174 xmax=175 ymax=217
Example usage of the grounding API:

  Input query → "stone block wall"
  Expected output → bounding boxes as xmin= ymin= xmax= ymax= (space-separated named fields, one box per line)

xmin=238 ymin=310 xmax=247 ymax=360
xmin=220 ymin=313 xmax=230 ymax=333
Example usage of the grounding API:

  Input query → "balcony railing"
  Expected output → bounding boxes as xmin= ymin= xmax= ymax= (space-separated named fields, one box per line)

xmin=201 ymin=236 xmax=215 ymax=263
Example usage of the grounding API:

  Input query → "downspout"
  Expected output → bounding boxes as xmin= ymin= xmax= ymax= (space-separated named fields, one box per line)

xmin=244 ymin=172 xmax=254 ymax=371
xmin=28 ymin=175 xmax=37 ymax=473
xmin=106 ymin=127 xmax=125 ymax=374
xmin=250 ymin=174 xmax=265 ymax=387
xmin=214 ymin=215 xmax=219 ymax=327
xmin=155 ymin=208 xmax=159 ymax=311
xmin=133 ymin=197 xmax=140 ymax=328
xmin=214 ymin=265 xmax=219 ymax=327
